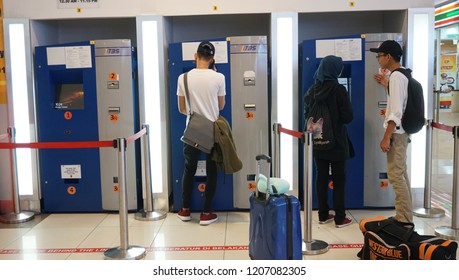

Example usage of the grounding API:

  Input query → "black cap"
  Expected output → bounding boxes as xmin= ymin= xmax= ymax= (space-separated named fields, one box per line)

xmin=370 ymin=40 xmax=403 ymax=57
xmin=197 ymin=41 xmax=215 ymax=56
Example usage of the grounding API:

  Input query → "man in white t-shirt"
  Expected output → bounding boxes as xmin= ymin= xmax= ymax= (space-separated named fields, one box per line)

xmin=176 ymin=41 xmax=226 ymax=225
xmin=371 ymin=40 xmax=413 ymax=223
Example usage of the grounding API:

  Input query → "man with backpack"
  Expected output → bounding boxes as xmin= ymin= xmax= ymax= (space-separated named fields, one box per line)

xmin=371 ymin=40 xmax=413 ymax=224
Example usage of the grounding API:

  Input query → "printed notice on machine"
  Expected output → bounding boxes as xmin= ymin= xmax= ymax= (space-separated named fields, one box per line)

xmin=46 ymin=46 xmax=92 ymax=68
xmin=61 ymin=165 xmax=82 ymax=179
xmin=316 ymin=38 xmax=362 ymax=61
xmin=182 ymin=41 xmax=228 ymax=64
xmin=65 ymin=46 xmax=92 ymax=69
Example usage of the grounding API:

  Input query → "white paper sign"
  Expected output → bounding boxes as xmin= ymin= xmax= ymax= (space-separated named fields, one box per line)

xmin=61 ymin=165 xmax=82 ymax=179
xmin=65 ymin=46 xmax=92 ymax=68
xmin=181 ymin=41 xmax=228 ymax=64
xmin=195 ymin=160 xmax=207 ymax=177
xmin=316 ymin=38 xmax=362 ymax=61
xmin=46 ymin=46 xmax=92 ymax=68
xmin=47 ymin=47 xmax=66 ymax=65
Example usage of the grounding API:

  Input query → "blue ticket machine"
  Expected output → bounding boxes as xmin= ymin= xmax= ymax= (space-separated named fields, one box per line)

xmin=168 ymin=40 xmax=234 ymax=212
xmin=169 ymin=37 xmax=270 ymax=212
xmin=35 ymin=40 xmax=141 ymax=212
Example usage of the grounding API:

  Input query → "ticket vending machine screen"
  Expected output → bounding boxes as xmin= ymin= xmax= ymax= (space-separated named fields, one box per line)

xmin=338 ymin=64 xmax=352 ymax=99
xmin=54 ymin=83 xmax=84 ymax=110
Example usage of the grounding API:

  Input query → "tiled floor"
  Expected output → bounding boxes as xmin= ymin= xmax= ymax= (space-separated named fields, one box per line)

xmin=0 ymin=111 xmax=458 ymax=260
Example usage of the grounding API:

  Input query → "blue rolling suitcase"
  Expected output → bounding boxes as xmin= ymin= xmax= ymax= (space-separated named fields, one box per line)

xmin=248 ymin=154 xmax=303 ymax=260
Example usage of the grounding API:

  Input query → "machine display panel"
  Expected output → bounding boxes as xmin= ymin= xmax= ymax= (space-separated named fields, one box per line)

xmin=55 ymin=83 xmax=84 ymax=110
xmin=338 ymin=77 xmax=351 ymax=100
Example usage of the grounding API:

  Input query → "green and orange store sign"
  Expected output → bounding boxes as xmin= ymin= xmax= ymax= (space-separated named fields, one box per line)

xmin=436 ymin=1 xmax=459 ymax=28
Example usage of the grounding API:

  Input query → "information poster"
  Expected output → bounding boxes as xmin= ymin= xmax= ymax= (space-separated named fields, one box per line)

xmin=439 ymin=54 xmax=457 ymax=108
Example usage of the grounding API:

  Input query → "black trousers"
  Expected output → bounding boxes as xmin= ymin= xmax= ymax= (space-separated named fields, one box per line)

xmin=181 ymin=143 xmax=217 ymax=212
xmin=314 ymin=158 xmax=346 ymax=224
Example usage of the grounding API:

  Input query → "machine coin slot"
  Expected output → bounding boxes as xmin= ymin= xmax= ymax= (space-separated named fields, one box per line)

xmin=243 ymin=70 xmax=256 ymax=86
xmin=247 ymin=174 xmax=256 ymax=181
xmin=378 ymin=101 xmax=387 ymax=108
xmin=107 ymin=81 xmax=119 ymax=89
xmin=244 ymin=104 xmax=256 ymax=111
xmin=108 ymin=107 xmax=120 ymax=113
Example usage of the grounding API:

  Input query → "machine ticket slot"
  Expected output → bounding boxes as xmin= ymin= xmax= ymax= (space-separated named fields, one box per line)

xmin=108 ymin=107 xmax=121 ymax=113
xmin=244 ymin=104 xmax=256 ymax=110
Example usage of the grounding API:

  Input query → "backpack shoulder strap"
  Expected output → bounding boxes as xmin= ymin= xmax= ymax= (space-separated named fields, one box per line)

xmin=387 ymin=68 xmax=411 ymax=96
xmin=183 ymin=72 xmax=192 ymax=115
xmin=392 ymin=67 xmax=412 ymax=79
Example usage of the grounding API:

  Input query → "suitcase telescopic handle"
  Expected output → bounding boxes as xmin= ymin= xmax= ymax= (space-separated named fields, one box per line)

xmin=255 ymin=154 xmax=271 ymax=200
xmin=255 ymin=154 xmax=271 ymax=163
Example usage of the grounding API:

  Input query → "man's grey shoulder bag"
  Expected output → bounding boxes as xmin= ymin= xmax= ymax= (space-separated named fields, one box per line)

xmin=180 ymin=72 xmax=215 ymax=154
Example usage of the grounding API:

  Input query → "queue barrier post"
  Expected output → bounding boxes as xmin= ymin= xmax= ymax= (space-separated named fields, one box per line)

xmin=302 ymin=132 xmax=329 ymax=255
xmin=135 ymin=124 xmax=166 ymax=221
xmin=435 ymin=126 xmax=459 ymax=240
xmin=434 ymin=90 xmax=441 ymax=123
xmin=0 ymin=127 xmax=35 ymax=224
xmin=104 ymin=138 xmax=146 ymax=260
xmin=273 ymin=123 xmax=281 ymax=178
xmin=413 ymin=120 xmax=445 ymax=218
xmin=272 ymin=123 xmax=328 ymax=254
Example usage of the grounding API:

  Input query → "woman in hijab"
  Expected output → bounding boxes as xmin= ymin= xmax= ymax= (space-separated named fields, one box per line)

xmin=304 ymin=55 xmax=354 ymax=228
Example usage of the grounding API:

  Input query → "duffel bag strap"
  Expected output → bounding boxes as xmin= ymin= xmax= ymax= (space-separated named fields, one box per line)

xmin=420 ymin=240 xmax=455 ymax=260
xmin=378 ymin=218 xmax=415 ymax=243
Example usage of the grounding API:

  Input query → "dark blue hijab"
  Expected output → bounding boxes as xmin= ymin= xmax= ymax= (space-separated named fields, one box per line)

xmin=313 ymin=55 xmax=343 ymax=85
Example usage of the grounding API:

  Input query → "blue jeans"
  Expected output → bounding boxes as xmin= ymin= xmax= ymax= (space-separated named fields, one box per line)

xmin=181 ymin=143 xmax=217 ymax=212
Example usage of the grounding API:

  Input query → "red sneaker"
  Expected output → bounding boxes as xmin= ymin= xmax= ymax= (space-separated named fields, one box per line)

xmin=319 ymin=214 xmax=335 ymax=224
xmin=199 ymin=212 xmax=218 ymax=226
xmin=335 ymin=217 xmax=353 ymax=228
xmin=177 ymin=208 xmax=191 ymax=221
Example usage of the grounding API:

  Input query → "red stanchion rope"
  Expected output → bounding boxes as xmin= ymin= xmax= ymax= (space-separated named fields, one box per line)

xmin=431 ymin=121 xmax=453 ymax=133
xmin=126 ymin=127 xmax=147 ymax=145
xmin=278 ymin=126 xmax=303 ymax=139
xmin=0 ymin=140 xmax=114 ymax=150
xmin=0 ymin=128 xmax=148 ymax=150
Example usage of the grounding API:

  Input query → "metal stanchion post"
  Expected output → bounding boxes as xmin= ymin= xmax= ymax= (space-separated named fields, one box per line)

xmin=434 ymin=90 xmax=440 ymax=123
xmin=136 ymin=124 xmax=166 ymax=221
xmin=435 ymin=126 xmax=459 ymax=240
xmin=0 ymin=127 xmax=35 ymax=224
xmin=273 ymin=123 xmax=281 ymax=178
xmin=302 ymin=132 xmax=328 ymax=255
xmin=414 ymin=120 xmax=445 ymax=218
xmin=104 ymin=138 xmax=146 ymax=260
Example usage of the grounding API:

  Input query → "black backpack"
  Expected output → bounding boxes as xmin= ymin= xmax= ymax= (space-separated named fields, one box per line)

xmin=305 ymin=93 xmax=335 ymax=150
xmin=390 ymin=68 xmax=426 ymax=134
